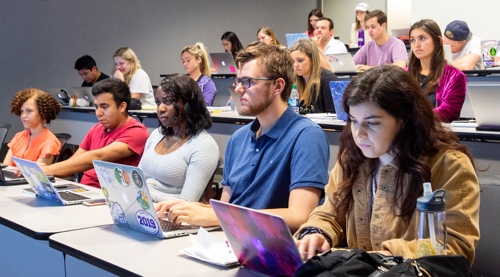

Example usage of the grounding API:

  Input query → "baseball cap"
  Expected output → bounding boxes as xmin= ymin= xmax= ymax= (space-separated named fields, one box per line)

xmin=355 ymin=3 xmax=369 ymax=12
xmin=444 ymin=20 xmax=472 ymax=41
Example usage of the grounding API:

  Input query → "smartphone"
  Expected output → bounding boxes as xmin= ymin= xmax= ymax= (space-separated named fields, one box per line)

xmin=82 ymin=198 xmax=107 ymax=207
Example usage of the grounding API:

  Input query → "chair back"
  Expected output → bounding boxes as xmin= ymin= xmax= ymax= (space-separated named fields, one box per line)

xmin=0 ymin=124 xmax=11 ymax=147
xmin=54 ymin=133 xmax=72 ymax=163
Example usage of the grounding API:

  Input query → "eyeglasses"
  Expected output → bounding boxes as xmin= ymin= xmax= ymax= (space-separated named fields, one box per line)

xmin=233 ymin=77 xmax=276 ymax=89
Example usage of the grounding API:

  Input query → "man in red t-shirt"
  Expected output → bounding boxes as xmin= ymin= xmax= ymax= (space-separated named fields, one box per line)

xmin=42 ymin=78 xmax=149 ymax=188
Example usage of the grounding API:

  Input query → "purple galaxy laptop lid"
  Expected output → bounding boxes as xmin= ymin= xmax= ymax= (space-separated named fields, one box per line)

xmin=210 ymin=199 xmax=303 ymax=276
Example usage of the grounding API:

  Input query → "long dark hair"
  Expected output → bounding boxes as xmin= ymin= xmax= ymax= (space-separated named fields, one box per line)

xmin=157 ymin=74 xmax=212 ymax=137
xmin=307 ymin=9 xmax=323 ymax=36
xmin=334 ymin=65 xmax=475 ymax=224
xmin=221 ymin=31 xmax=244 ymax=59
xmin=408 ymin=19 xmax=446 ymax=95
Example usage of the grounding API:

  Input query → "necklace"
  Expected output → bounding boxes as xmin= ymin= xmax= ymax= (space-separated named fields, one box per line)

xmin=167 ymin=138 xmax=182 ymax=150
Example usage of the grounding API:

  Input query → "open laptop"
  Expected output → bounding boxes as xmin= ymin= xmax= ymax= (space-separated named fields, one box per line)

xmin=93 ymin=160 xmax=217 ymax=239
xmin=0 ymin=167 xmax=30 ymax=186
xmin=443 ymin=44 xmax=453 ymax=64
xmin=326 ymin=53 xmax=357 ymax=73
xmin=285 ymin=33 xmax=308 ymax=49
xmin=209 ymin=52 xmax=237 ymax=75
xmin=467 ymin=83 xmax=500 ymax=131
xmin=11 ymin=157 xmax=103 ymax=205
xmin=391 ymin=28 xmax=410 ymax=39
xmin=329 ymin=80 xmax=350 ymax=121
xmin=70 ymin=87 xmax=93 ymax=106
xmin=46 ymin=88 xmax=71 ymax=106
xmin=210 ymin=199 xmax=303 ymax=276
xmin=228 ymin=86 xmax=247 ymax=115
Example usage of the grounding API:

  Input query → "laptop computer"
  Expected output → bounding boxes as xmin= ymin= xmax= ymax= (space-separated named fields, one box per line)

xmin=228 ymin=86 xmax=247 ymax=115
xmin=443 ymin=44 xmax=453 ymax=64
xmin=329 ymin=80 xmax=350 ymax=121
xmin=285 ymin=33 xmax=308 ymax=49
xmin=0 ymin=167 xmax=30 ymax=186
xmin=46 ymin=88 xmax=71 ymax=106
xmin=467 ymin=83 xmax=500 ymax=131
xmin=210 ymin=199 xmax=303 ymax=276
xmin=326 ymin=53 xmax=357 ymax=73
xmin=209 ymin=52 xmax=237 ymax=75
xmin=11 ymin=157 xmax=103 ymax=205
xmin=70 ymin=87 xmax=94 ymax=106
xmin=93 ymin=160 xmax=217 ymax=239
xmin=391 ymin=28 xmax=410 ymax=39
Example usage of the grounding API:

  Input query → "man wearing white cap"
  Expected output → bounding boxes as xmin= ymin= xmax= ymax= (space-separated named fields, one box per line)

xmin=349 ymin=3 xmax=372 ymax=48
xmin=442 ymin=20 xmax=482 ymax=70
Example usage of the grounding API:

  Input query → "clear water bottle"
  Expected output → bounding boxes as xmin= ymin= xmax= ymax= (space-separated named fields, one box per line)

xmin=358 ymin=29 xmax=365 ymax=48
xmin=289 ymin=84 xmax=299 ymax=114
xmin=415 ymin=182 xmax=447 ymax=257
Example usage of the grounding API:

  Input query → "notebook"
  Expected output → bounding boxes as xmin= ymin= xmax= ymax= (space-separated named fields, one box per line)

xmin=228 ymin=85 xmax=246 ymax=115
xmin=93 ymin=160 xmax=217 ymax=239
xmin=209 ymin=52 xmax=237 ymax=75
xmin=70 ymin=87 xmax=94 ymax=106
xmin=329 ymin=80 xmax=350 ymax=121
xmin=46 ymin=88 xmax=71 ymax=106
xmin=467 ymin=83 xmax=500 ymax=131
xmin=11 ymin=157 xmax=103 ymax=205
xmin=326 ymin=53 xmax=357 ymax=73
xmin=285 ymin=33 xmax=308 ymax=49
xmin=210 ymin=199 xmax=303 ymax=276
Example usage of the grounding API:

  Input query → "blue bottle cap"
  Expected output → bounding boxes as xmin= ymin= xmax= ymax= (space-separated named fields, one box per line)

xmin=416 ymin=189 xmax=446 ymax=212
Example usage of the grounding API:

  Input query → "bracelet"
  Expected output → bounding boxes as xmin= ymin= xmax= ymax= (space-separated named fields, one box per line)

xmin=298 ymin=227 xmax=332 ymax=246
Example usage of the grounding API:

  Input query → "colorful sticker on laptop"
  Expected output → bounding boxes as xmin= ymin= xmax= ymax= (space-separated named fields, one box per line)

xmin=114 ymin=167 xmax=130 ymax=187
xmin=136 ymin=190 xmax=149 ymax=210
xmin=131 ymin=169 xmax=143 ymax=188
xmin=136 ymin=210 xmax=159 ymax=235
xmin=110 ymin=201 xmax=128 ymax=227
xmin=96 ymin=165 xmax=115 ymax=188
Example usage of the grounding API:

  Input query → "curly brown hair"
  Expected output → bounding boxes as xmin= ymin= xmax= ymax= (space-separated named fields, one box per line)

xmin=10 ymin=88 xmax=62 ymax=124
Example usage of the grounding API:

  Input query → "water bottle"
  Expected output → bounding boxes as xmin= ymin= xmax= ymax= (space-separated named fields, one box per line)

xmin=288 ymin=84 xmax=300 ymax=114
xmin=358 ymin=29 xmax=365 ymax=48
xmin=415 ymin=182 xmax=447 ymax=257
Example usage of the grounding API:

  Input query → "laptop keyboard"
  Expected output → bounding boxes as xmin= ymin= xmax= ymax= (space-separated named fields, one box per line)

xmin=159 ymin=219 xmax=193 ymax=232
xmin=3 ymin=170 xmax=20 ymax=179
xmin=57 ymin=191 xmax=90 ymax=201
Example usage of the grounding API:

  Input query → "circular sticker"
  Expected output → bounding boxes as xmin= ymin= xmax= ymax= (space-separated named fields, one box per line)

xmin=135 ymin=210 xmax=159 ymax=235
xmin=131 ymin=169 xmax=143 ymax=188
xmin=114 ymin=167 xmax=130 ymax=186
xmin=136 ymin=190 xmax=150 ymax=210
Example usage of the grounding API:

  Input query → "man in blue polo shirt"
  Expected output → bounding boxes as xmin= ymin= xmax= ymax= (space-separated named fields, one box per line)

xmin=156 ymin=44 xmax=330 ymax=232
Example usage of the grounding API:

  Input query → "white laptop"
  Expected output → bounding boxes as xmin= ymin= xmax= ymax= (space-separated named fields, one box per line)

xmin=443 ymin=44 xmax=453 ymax=64
xmin=70 ymin=87 xmax=93 ymax=106
xmin=391 ymin=28 xmax=410 ymax=38
xmin=326 ymin=53 xmax=357 ymax=73
xmin=467 ymin=83 xmax=500 ymax=131
xmin=93 ymin=160 xmax=217 ymax=239
xmin=11 ymin=157 xmax=103 ymax=205
xmin=209 ymin=52 xmax=237 ymax=75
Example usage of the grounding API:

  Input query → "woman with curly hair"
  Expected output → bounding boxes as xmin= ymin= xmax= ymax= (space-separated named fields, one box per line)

xmin=3 ymin=88 xmax=62 ymax=166
xmin=295 ymin=66 xmax=479 ymax=264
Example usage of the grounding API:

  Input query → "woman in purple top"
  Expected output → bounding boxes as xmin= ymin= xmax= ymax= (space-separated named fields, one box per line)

xmin=181 ymin=43 xmax=217 ymax=106
xmin=408 ymin=19 xmax=466 ymax=122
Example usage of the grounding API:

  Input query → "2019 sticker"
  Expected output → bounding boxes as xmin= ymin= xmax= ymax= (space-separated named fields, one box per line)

xmin=135 ymin=210 xmax=159 ymax=235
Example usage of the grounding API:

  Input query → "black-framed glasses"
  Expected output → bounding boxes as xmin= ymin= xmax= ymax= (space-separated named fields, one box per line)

xmin=233 ymin=77 xmax=276 ymax=89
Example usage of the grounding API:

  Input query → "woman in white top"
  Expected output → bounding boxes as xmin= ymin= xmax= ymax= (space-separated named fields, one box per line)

xmin=113 ymin=47 xmax=155 ymax=107
xmin=349 ymin=3 xmax=372 ymax=48
xmin=139 ymin=74 xmax=220 ymax=202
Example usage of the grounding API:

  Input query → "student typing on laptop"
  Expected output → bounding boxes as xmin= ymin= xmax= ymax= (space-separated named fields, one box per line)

xmin=41 ymin=78 xmax=149 ymax=188
xmin=295 ymin=66 xmax=479 ymax=264
xmin=156 ymin=44 xmax=330 ymax=232
xmin=138 ymin=74 xmax=220 ymax=202
xmin=3 ymin=88 xmax=62 ymax=167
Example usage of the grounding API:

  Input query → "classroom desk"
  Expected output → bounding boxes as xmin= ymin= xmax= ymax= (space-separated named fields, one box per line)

xmin=51 ymin=107 xmax=500 ymax=174
xmin=0 ymin=181 xmax=113 ymax=276
xmin=49 ymin=226 xmax=263 ymax=277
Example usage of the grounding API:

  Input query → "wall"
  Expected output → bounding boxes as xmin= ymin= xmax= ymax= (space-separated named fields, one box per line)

xmin=0 ymin=0 xmax=316 ymax=139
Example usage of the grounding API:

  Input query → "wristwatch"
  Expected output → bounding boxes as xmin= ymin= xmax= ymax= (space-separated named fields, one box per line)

xmin=298 ymin=227 xmax=332 ymax=245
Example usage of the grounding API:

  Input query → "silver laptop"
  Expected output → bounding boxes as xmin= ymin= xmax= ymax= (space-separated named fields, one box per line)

xmin=209 ymin=52 xmax=237 ymax=75
xmin=467 ymin=83 xmax=500 ymax=130
xmin=0 ymin=167 xmax=29 ymax=186
xmin=70 ymin=87 xmax=93 ymax=106
xmin=391 ymin=28 xmax=410 ymax=38
xmin=11 ymin=157 xmax=103 ymax=205
xmin=93 ymin=160 xmax=217 ymax=239
xmin=46 ymin=88 xmax=71 ymax=106
xmin=326 ymin=53 xmax=357 ymax=73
